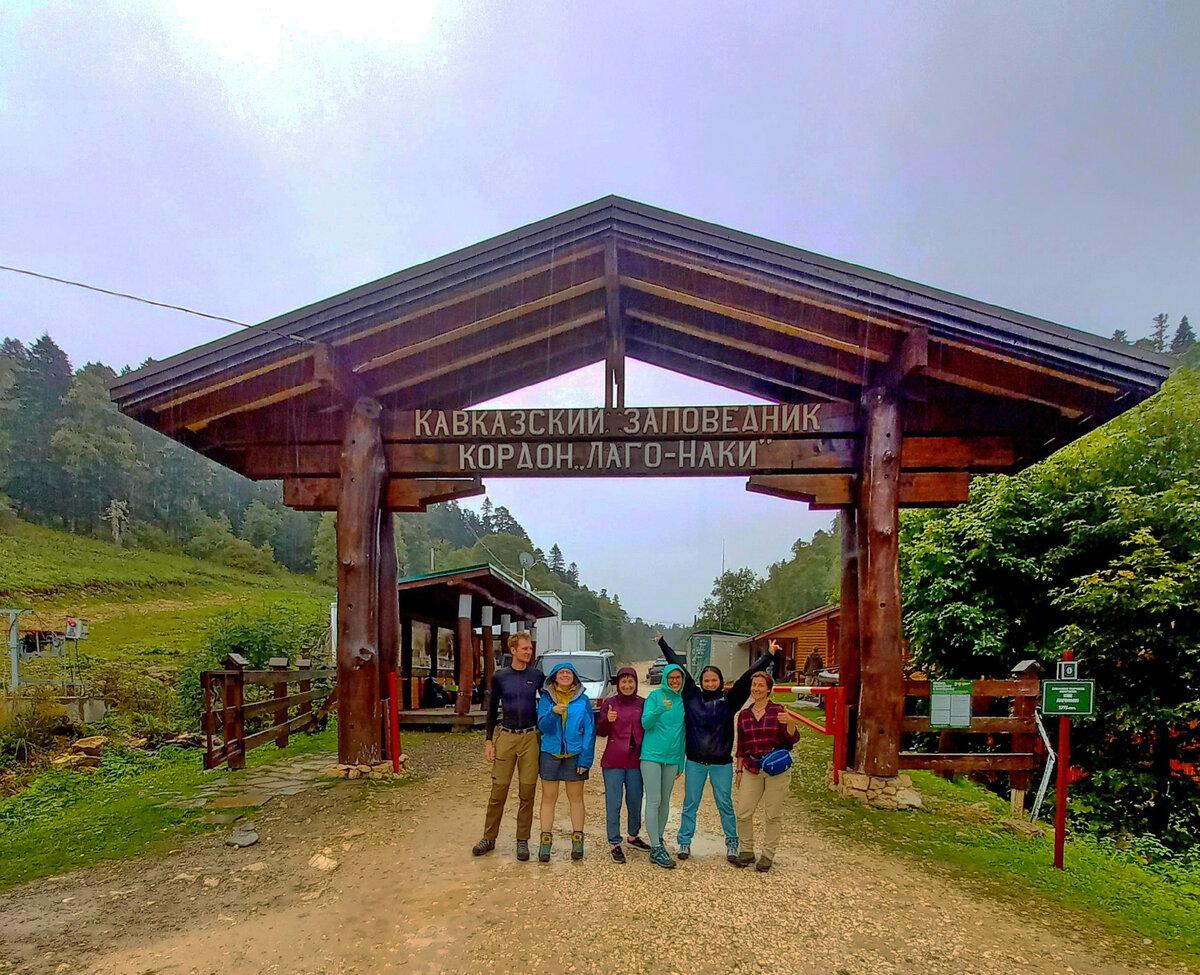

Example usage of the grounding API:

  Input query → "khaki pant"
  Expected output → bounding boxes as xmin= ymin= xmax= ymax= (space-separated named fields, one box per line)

xmin=735 ymin=769 xmax=788 ymax=859
xmin=483 ymin=729 xmax=539 ymax=841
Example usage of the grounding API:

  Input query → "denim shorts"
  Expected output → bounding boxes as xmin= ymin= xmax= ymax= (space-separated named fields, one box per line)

xmin=539 ymin=753 xmax=589 ymax=781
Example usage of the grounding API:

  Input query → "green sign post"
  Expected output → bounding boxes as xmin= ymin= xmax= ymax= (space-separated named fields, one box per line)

xmin=1041 ymin=680 xmax=1095 ymax=716
xmin=930 ymin=679 xmax=973 ymax=728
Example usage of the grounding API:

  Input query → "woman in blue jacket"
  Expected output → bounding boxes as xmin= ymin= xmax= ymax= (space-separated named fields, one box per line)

xmin=536 ymin=662 xmax=596 ymax=862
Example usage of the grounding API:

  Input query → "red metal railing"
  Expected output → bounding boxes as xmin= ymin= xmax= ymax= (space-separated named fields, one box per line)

xmin=772 ymin=684 xmax=849 ymax=784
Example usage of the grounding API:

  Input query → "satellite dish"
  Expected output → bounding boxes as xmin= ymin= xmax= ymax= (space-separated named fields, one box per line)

xmin=519 ymin=552 xmax=535 ymax=570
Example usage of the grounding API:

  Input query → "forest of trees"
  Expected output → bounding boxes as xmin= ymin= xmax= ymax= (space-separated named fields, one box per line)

xmin=0 ymin=332 xmax=680 ymax=658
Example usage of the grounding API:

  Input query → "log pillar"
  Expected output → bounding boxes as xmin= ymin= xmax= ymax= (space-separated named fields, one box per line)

xmin=500 ymin=614 xmax=512 ymax=664
xmin=455 ymin=593 xmax=473 ymax=717
xmin=854 ymin=386 xmax=905 ymax=777
xmin=480 ymin=606 xmax=495 ymax=712
xmin=335 ymin=397 xmax=386 ymax=766
xmin=378 ymin=514 xmax=399 ymax=758
xmin=838 ymin=507 xmax=862 ymax=768
xmin=400 ymin=615 xmax=413 ymax=709
xmin=526 ymin=618 xmax=537 ymax=654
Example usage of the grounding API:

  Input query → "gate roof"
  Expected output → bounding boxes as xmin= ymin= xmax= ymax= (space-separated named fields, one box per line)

xmin=110 ymin=195 xmax=1171 ymax=476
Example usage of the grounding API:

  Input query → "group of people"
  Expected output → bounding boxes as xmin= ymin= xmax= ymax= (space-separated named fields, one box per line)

xmin=472 ymin=630 xmax=801 ymax=872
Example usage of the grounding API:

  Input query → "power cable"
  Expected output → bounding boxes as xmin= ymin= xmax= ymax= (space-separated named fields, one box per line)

xmin=0 ymin=263 xmax=316 ymax=346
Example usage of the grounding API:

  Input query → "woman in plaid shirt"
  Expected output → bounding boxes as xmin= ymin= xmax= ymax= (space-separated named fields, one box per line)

xmin=731 ymin=670 xmax=800 ymax=872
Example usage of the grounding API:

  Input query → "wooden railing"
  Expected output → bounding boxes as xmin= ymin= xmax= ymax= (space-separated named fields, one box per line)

xmin=201 ymin=653 xmax=333 ymax=770
xmin=899 ymin=674 xmax=1041 ymax=811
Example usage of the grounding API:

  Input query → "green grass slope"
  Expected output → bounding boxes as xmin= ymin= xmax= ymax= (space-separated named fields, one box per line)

xmin=0 ymin=521 xmax=332 ymax=666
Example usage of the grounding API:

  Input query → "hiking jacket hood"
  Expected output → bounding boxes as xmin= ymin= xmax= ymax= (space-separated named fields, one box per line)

xmin=596 ymin=666 xmax=644 ymax=769
xmin=657 ymin=636 xmax=774 ymax=765
xmin=536 ymin=662 xmax=596 ymax=768
xmin=640 ymin=664 xmax=686 ymax=768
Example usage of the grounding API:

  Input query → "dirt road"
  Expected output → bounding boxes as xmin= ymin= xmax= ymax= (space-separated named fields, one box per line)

xmin=0 ymin=733 xmax=1186 ymax=975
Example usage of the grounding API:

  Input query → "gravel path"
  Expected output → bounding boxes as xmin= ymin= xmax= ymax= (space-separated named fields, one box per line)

xmin=0 ymin=734 xmax=1188 ymax=975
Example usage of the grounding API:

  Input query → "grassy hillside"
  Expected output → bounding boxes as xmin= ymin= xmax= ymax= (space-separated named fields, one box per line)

xmin=0 ymin=521 xmax=333 ymax=666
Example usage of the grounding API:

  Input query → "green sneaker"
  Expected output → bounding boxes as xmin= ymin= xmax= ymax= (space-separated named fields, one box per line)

xmin=571 ymin=831 xmax=584 ymax=860
xmin=537 ymin=831 xmax=552 ymax=862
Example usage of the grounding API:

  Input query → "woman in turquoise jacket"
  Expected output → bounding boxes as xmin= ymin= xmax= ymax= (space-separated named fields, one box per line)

xmin=535 ymin=662 xmax=596 ymax=862
xmin=640 ymin=663 xmax=686 ymax=869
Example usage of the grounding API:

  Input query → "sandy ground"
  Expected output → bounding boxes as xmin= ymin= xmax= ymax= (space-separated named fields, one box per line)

xmin=0 ymin=732 xmax=1189 ymax=975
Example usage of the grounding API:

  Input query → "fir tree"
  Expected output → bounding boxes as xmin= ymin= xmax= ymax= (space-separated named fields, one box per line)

xmin=5 ymin=334 xmax=73 ymax=518
xmin=1170 ymin=316 xmax=1195 ymax=356
xmin=548 ymin=543 xmax=565 ymax=574
xmin=1151 ymin=313 xmax=1171 ymax=353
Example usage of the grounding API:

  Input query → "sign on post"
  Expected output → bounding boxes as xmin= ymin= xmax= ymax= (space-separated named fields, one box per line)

xmin=930 ymin=679 xmax=973 ymax=729
xmin=1041 ymin=680 xmax=1095 ymax=716
xmin=1056 ymin=660 xmax=1078 ymax=680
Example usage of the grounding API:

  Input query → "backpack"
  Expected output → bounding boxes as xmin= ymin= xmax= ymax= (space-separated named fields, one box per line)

xmin=761 ymin=748 xmax=794 ymax=776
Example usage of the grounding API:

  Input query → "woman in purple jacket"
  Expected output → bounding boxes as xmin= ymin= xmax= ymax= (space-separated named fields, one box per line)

xmin=595 ymin=666 xmax=652 ymax=862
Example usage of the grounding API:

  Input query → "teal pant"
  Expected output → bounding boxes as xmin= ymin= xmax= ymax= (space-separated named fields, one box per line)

xmin=640 ymin=759 xmax=677 ymax=848
xmin=678 ymin=759 xmax=737 ymax=848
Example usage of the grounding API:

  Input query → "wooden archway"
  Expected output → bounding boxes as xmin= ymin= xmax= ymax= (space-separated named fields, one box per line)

xmin=111 ymin=196 xmax=1171 ymax=773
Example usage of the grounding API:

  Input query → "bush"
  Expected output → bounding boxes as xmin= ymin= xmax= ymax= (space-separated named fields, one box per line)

xmin=84 ymin=661 xmax=172 ymax=720
xmin=0 ymin=494 xmax=17 ymax=531
xmin=173 ymin=605 xmax=328 ymax=727
xmin=127 ymin=521 xmax=182 ymax=554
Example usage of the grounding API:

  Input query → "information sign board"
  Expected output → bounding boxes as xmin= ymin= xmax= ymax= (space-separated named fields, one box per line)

xmin=930 ymin=679 xmax=973 ymax=729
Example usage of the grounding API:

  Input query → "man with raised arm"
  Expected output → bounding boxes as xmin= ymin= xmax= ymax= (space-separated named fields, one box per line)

xmin=656 ymin=633 xmax=776 ymax=863
xmin=472 ymin=631 xmax=543 ymax=861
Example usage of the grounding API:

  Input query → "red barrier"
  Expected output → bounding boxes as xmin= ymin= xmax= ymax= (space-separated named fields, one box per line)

xmin=387 ymin=671 xmax=402 ymax=774
xmin=775 ymin=684 xmax=849 ymax=785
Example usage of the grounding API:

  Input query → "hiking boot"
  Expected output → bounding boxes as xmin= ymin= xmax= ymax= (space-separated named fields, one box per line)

xmin=626 ymin=836 xmax=652 ymax=851
xmin=610 ymin=845 xmax=626 ymax=863
xmin=471 ymin=838 xmax=495 ymax=857
xmin=732 ymin=851 xmax=756 ymax=868
xmin=571 ymin=831 xmax=584 ymax=861
xmin=649 ymin=845 xmax=677 ymax=869
xmin=537 ymin=831 xmax=552 ymax=862
xmin=726 ymin=839 xmax=740 ymax=864
xmin=756 ymin=856 xmax=773 ymax=873
xmin=515 ymin=839 xmax=530 ymax=862
xmin=677 ymin=845 xmax=691 ymax=860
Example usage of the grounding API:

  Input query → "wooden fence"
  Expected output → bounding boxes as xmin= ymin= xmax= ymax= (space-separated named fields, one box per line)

xmin=898 ymin=674 xmax=1041 ymax=813
xmin=201 ymin=653 xmax=332 ymax=771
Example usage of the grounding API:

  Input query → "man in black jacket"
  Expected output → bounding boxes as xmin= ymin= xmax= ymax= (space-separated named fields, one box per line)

xmin=656 ymin=634 xmax=775 ymax=862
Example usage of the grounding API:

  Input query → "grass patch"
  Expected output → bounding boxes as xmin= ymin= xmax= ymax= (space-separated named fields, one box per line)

xmin=792 ymin=729 xmax=1200 ymax=967
xmin=0 ymin=520 xmax=331 ymax=671
xmin=0 ymin=726 xmax=339 ymax=891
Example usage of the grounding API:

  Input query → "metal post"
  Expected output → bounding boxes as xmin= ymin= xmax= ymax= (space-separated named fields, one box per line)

xmin=1054 ymin=649 xmax=1074 ymax=869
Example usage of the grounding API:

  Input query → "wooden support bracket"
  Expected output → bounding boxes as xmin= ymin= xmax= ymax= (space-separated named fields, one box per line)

xmin=746 ymin=471 xmax=970 ymax=509
xmin=285 ymin=476 xmax=484 ymax=511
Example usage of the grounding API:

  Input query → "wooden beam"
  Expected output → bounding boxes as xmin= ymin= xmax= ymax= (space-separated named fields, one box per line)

xmin=313 ymin=343 xmax=361 ymax=402
xmin=604 ymin=238 xmax=625 ymax=409
xmin=284 ymin=477 xmax=484 ymax=512
xmin=626 ymin=307 xmax=864 ymax=386
xmin=374 ymin=308 xmax=606 ymax=397
xmin=746 ymin=472 xmax=971 ymax=508
xmin=854 ymin=386 xmax=905 ymax=778
xmin=377 ymin=512 xmax=399 ymax=759
xmin=838 ymin=508 xmax=861 ymax=769
xmin=335 ymin=397 xmax=386 ymax=766
xmin=480 ymin=606 xmax=495 ymax=714
xmin=246 ymin=436 xmax=1012 ymax=479
xmin=455 ymin=592 xmax=473 ymax=717
xmin=356 ymin=279 xmax=605 ymax=376
xmin=899 ymin=752 xmax=1039 ymax=773
xmin=879 ymin=326 xmax=928 ymax=392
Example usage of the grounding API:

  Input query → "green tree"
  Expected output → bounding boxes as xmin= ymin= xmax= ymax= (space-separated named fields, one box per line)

xmin=1150 ymin=313 xmax=1171 ymax=353
xmin=900 ymin=365 xmax=1200 ymax=844
xmin=240 ymin=499 xmax=283 ymax=549
xmin=313 ymin=512 xmax=337 ymax=585
xmin=51 ymin=363 xmax=139 ymax=534
xmin=697 ymin=568 xmax=766 ymax=634
xmin=548 ymin=543 xmax=565 ymax=575
xmin=1171 ymin=315 xmax=1195 ymax=356
xmin=4 ymin=334 xmax=72 ymax=519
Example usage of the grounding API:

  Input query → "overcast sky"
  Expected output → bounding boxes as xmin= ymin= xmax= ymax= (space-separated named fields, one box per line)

xmin=2 ymin=2 xmax=1196 ymax=623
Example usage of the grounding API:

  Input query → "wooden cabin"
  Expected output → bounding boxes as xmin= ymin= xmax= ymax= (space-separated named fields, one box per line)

xmin=747 ymin=605 xmax=840 ymax=680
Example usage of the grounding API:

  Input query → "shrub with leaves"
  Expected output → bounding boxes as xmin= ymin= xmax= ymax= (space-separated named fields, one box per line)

xmin=173 ymin=604 xmax=328 ymax=727
xmin=901 ymin=365 xmax=1200 ymax=846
